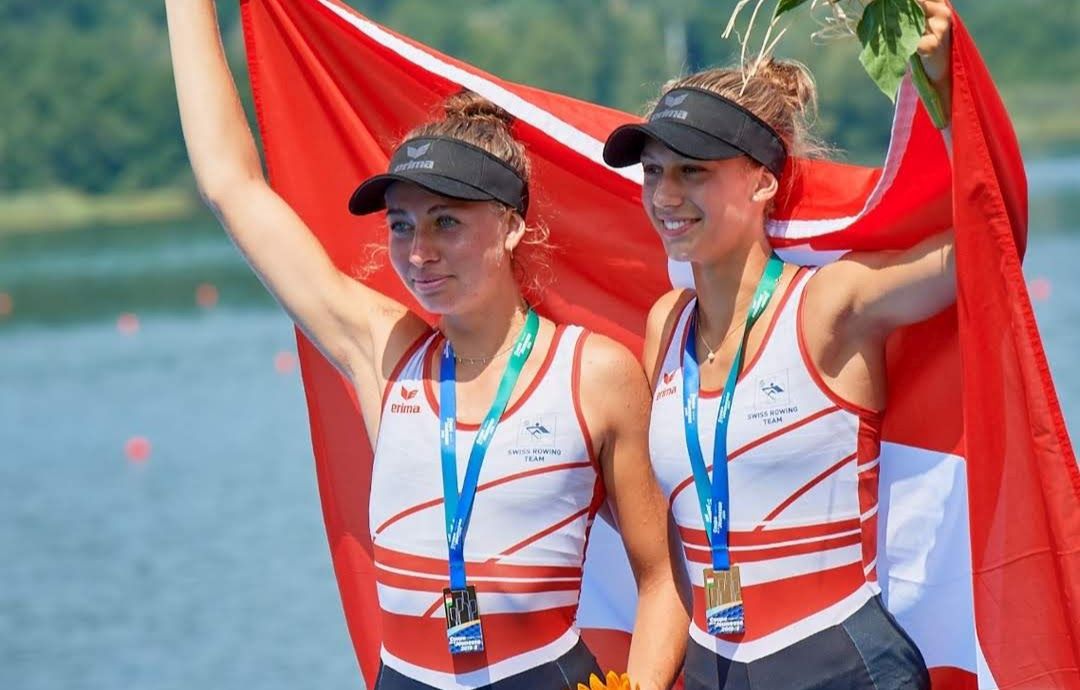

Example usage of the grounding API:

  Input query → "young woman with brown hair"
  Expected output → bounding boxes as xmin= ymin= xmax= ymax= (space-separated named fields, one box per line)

xmin=603 ymin=2 xmax=953 ymax=688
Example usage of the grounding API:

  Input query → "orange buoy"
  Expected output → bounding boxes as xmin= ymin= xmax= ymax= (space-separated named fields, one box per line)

xmin=125 ymin=436 xmax=152 ymax=463
xmin=196 ymin=283 xmax=219 ymax=309
xmin=117 ymin=312 xmax=140 ymax=335
xmin=0 ymin=292 xmax=12 ymax=319
xmin=274 ymin=351 xmax=298 ymax=374
xmin=1028 ymin=277 xmax=1052 ymax=302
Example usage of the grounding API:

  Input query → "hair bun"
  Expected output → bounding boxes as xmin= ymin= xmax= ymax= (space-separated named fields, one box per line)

xmin=752 ymin=58 xmax=817 ymax=116
xmin=442 ymin=90 xmax=515 ymax=128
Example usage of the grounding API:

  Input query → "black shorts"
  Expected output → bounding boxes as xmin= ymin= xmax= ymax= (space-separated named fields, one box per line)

xmin=374 ymin=638 xmax=602 ymax=690
xmin=684 ymin=595 xmax=930 ymax=690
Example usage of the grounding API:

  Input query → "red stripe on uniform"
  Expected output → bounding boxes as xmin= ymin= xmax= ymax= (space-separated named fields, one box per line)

xmin=374 ymin=461 xmax=594 ymax=535
xmin=572 ymin=330 xmax=603 ymax=476
xmin=669 ymin=405 xmax=843 ymax=505
xmin=374 ymin=545 xmax=583 ymax=580
xmin=679 ymin=517 xmax=861 ymax=549
xmin=755 ymin=453 xmax=857 ymax=530
xmin=683 ymin=532 xmax=863 ymax=565
xmin=375 ymin=566 xmax=581 ymax=594
xmin=486 ymin=506 xmax=592 ymax=564
xmin=856 ymin=416 xmax=882 ymax=581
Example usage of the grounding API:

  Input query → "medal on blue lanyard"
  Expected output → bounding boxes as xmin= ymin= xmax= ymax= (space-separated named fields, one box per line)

xmin=682 ymin=254 xmax=784 ymax=636
xmin=438 ymin=308 xmax=539 ymax=655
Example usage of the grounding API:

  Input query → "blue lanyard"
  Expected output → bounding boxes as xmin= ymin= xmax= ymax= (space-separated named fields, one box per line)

xmin=681 ymin=255 xmax=784 ymax=571
xmin=439 ymin=309 xmax=539 ymax=590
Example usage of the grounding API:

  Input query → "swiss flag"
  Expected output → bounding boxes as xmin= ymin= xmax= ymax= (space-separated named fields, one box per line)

xmin=239 ymin=1 xmax=1080 ymax=688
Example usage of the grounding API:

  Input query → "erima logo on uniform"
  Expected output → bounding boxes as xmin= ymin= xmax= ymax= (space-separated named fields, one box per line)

xmin=664 ymin=93 xmax=688 ymax=106
xmin=656 ymin=370 xmax=678 ymax=401
xmin=390 ymin=386 xmax=421 ymax=414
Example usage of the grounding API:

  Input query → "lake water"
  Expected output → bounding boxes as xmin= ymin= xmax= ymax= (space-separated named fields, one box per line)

xmin=1 ymin=170 xmax=1078 ymax=690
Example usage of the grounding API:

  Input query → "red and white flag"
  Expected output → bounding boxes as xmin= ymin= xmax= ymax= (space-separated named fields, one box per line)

xmin=239 ymin=1 xmax=1080 ymax=687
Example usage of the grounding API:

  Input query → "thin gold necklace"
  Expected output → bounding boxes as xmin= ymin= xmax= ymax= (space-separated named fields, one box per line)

xmin=696 ymin=309 xmax=745 ymax=364
xmin=449 ymin=307 xmax=530 ymax=366
xmin=454 ymin=339 xmax=520 ymax=366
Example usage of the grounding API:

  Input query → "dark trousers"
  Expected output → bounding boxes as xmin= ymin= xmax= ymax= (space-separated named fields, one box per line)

xmin=374 ymin=638 xmax=602 ymax=690
xmin=684 ymin=596 xmax=930 ymax=690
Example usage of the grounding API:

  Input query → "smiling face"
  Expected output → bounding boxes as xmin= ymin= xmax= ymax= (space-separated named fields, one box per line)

xmin=640 ymin=139 xmax=777 ymax=264
xmin=385 ymin=182 xmax=523 ymax=315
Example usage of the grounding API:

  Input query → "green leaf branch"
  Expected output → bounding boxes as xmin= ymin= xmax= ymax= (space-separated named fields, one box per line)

xmin=758 ymin=0 xmax=949 ymax=128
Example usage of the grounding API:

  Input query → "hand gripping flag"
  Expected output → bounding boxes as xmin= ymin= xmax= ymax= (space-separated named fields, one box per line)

xmin=239 ymin=1 xmax=1079 ymax=687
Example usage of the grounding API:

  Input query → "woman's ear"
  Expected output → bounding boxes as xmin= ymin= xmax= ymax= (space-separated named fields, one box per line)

xmin=752 ymin=167 xmax=779 ymax=204
xmin=504 ymin=211 xmax=526 ymax=254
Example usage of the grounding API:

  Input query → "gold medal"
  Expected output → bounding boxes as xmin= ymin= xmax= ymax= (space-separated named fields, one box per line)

xmin=703 ymin=565 xmax=745 ymax=635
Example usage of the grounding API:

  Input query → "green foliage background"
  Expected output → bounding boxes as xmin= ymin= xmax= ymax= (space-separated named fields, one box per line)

xmin=1 ymin=0 xmax=1077 ymax=200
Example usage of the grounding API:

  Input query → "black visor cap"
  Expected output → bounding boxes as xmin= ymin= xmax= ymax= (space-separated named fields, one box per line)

xmin=603 ymin=87 xmax=788 ymax=178
xmin=604 ymin=120 xmax=744 ymax=166
xmin=349 ymin=137 xmax=528 ymax=216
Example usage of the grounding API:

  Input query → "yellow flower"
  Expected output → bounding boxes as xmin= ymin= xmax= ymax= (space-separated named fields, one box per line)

xmin=577 ymin=671 xmax=636 ymax=690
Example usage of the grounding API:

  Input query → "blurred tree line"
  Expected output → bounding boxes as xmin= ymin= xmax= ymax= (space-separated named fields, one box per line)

xmin=1 ymin=0 xmax=1077 ymax=197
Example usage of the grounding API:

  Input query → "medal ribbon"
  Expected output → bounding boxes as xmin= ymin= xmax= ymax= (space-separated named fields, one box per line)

xmin=440 ymin=309 xmax=540 ymax=590
xmin=682 ymin=255 xmax=784 ymax=571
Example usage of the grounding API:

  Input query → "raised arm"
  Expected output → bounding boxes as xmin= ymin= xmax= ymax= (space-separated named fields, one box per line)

xmin=819 ymin=229 xmax=956 ymax=338
xmin=580 ymin=334 xmax=690 ymax=690
xmin=812 ymin=0 xmax=956 ymax=338
xmin=164 ymin=0 xmax=423 ymax=382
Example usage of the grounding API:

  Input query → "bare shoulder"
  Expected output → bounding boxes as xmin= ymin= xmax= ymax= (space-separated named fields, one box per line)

xmin=376 ymin=308 xmax=433 ymax=377
xmin=645 ymin=288 xmax=694 ymax=338
xmin=579 ymin=332 xmax=648 ymax=389
xmin=643 ymin=288 xmax=694 ymax=387
xmin=577 ymin=331 xmax=651 ymax=426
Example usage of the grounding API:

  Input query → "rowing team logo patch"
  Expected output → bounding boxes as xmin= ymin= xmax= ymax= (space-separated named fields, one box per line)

xmin=748 ymin=370 xmax=799 ymax=426
xmin=512 ymin=414 xmax=562 ymax=463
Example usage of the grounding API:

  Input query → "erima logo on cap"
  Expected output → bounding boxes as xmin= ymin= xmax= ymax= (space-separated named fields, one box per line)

xmin=407 ymin=143 xmax=432 ymax=159
xmin=393 ymin=142 xmax=435 ymax=172
xmin=650 ymin=92 xmax=690 ymax=120
xmin=393 ymin=160 xmax=435 ymax=172
xmin=651 ymin=108 xmax=688 ymax=121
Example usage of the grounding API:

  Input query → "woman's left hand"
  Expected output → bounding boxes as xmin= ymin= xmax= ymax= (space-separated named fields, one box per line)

xmin=916 ymin=0 xmax=953 ymax=87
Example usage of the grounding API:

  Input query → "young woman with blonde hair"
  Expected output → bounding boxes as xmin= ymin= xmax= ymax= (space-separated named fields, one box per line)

xmin=164 ymin=2 xmax=688 ymax=688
